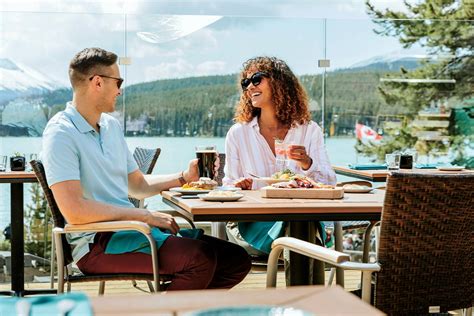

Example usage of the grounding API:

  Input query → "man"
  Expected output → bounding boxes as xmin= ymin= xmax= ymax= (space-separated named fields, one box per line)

xmin=42 ymin=47 xmax=250 ymax=290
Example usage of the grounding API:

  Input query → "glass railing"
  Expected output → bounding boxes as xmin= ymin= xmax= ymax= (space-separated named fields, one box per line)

xmin=0 ymin=9 xmax=472 ymax=287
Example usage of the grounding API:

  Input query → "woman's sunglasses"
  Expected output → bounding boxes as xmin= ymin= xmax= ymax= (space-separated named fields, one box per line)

xmin=241 ymin=72 xmax=269 ymax=91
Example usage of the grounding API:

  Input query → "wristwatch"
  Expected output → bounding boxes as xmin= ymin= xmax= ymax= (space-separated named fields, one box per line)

xmin=178 ymin=171 xmax=187 ymax=186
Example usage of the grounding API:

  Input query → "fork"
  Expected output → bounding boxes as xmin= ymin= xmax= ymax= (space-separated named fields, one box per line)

xmin=246 ymin=171 xmax=261 ymax=178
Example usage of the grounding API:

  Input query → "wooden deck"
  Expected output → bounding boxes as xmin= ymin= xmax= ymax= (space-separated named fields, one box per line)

xmin=0 ymin=269 xmax=363 ymax=296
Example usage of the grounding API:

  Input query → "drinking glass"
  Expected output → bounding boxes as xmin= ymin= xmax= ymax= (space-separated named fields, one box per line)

xmin=195 ymin=145 xmax=217 ymax=179
xmin=385 ymin=153 xmax=401 ymax=170
xmin=274 ymin=139 xmax=288 ymax=171
xmin=27 ymin=153 xmax=38 ymax=171
xmin=0 ymin=156 xmax=7 ymax=172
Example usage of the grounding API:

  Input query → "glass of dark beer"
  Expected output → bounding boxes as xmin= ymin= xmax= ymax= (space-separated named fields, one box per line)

xmin=195 ymin=145 xmax=217 ymax=179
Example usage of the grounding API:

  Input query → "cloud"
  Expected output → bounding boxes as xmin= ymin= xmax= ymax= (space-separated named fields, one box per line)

xmin=196 ymin=61 xmax=227 ymax=74
xmin=143 ymin=58 xmax=227 ymax=81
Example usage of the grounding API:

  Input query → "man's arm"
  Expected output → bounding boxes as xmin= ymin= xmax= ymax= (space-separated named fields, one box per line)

xmin=128 ymin=159 xmax=200 ymax=200
xmin=51 ymin=180 xmax=180 ymax=234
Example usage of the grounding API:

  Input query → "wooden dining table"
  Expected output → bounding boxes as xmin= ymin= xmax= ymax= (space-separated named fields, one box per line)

xmin=162 ymin=189 xmax=384 ymax=286
xmin=92 ymin=285 xmax=384 ymax=315
xmin=333 ymin=165 xmax=474 ymax=182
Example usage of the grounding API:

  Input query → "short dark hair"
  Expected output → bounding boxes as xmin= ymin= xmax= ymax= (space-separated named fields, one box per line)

xmin=68 ymin=48 xmax=118 ymax=89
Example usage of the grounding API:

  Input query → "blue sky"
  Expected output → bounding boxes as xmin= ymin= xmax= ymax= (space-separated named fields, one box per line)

xmin=1 ymin=1 xmax=426 ymax=86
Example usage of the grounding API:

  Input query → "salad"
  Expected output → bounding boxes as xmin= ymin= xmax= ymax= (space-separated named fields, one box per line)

xmin=271 ymin=169 xmax=296 ymax=180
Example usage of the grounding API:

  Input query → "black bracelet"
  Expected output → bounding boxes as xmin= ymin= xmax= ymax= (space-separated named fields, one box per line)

xmin=178 ymin=171 xmax=187 ymax=185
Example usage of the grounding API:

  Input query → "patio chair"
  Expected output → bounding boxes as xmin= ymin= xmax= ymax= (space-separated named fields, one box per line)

xmin=128 ymin=147 xmax=161 ymax=208
xmin=30 ymin=160 xmax=170 ymax=295
xmin=267 ymin=172 xmax=474 ymax=315
xmin=326 ymin=180 xmax=379 ymax=285
xmin=128 ymin=147 xmax=195 ymax=228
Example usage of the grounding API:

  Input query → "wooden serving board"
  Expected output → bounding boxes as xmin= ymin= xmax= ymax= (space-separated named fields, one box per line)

xmin=260 ymin=186 xmax=344 ymax=199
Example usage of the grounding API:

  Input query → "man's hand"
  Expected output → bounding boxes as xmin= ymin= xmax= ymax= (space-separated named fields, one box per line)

xmin=234 ymin=178 xmax=253 ymax=190
xmin=287 ymin=144 xmax=312 ymax=170
xmin=183 ymin=159 xmax=200 ymax=183
xmin=146 ymin=211 xmax=180 ymax=235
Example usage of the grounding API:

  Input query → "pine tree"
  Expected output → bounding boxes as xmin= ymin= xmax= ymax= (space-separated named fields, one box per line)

xmin=360 ymin=0 xmax=473 ymax=164
xmin=25 ymin=183 xmax=51 ymax=269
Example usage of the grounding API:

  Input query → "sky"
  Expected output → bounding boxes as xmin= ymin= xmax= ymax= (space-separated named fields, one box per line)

xmin=0 ymin=0 xmax=427 ymax=86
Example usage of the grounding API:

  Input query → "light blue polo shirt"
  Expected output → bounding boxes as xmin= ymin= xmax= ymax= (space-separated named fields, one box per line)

xmin=42 ymin=102 xmax=139 ymax=262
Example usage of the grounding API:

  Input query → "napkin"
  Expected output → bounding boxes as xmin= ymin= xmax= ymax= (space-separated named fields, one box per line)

xmin=348 ymin=164 xmax=387 ymax=170
xmin=414 ymin=163 xmax=438 ymax=169
xmin=0 ymin=292 xmax=92 ymax=316
xmin=105 ymin=228 xmax=204 ymax=255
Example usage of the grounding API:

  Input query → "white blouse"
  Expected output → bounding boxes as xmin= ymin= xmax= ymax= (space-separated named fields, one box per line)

xmin=223 ymin=117 xmax=337 ymax=189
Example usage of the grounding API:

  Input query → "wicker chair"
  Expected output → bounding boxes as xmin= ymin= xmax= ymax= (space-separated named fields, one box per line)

xmin=326 ymin=180 xmax=379 ymax=285
xmin=267 ymin=172 xmax=474 ymax=315
xmin=128 ymin=147 xmax=161 ymax=208
xmin=30 ymin=160 xmax=169 ymax=295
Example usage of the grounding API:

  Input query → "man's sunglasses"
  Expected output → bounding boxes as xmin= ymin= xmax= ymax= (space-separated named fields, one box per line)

xmin=241 ymin=71 xmax=269 ymax=91
xmin=89 ymin=74 xmax=124 ymax=89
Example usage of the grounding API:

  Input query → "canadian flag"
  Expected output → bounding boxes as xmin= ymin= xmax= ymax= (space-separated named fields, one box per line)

xmin=355 ymin=123 xmax=382 ymax=141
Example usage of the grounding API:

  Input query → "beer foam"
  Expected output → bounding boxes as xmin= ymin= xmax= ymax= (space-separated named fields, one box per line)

xmin=196 ymin=150 xmax=217 ymax=153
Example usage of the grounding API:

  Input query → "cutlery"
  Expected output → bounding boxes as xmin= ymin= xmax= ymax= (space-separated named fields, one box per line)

xmin=57 ymin=298 xmax=76 ymax=316
xmin=246 ymin=171 xmax=261 ymax=178
xmin=16 ymin=300 xmax=31 ymax=316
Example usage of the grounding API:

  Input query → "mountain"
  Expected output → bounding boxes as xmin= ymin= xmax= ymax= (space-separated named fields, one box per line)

xmin=0 ymin=58 xmax=64 ymax=105
xmin=336 ymin=52 xmax=431 ymax=73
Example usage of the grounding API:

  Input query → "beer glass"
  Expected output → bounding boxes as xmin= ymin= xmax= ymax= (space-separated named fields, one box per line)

xmin=195 ymin=145 xmax=217 ymax=179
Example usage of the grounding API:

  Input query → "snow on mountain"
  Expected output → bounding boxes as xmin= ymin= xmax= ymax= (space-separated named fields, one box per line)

xmin=0 ymin=58 xmax=64 ymax=103
xmin=341 ymin=51 xmax=437 ymax=72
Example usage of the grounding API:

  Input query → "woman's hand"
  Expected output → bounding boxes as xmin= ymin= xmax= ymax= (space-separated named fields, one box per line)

xmin=234 ymin=178 xmax=253 ymax=190
xmin=287 ymin=145 xmax=312 ymax=170
xmin=183 ymin=159 xmax=200 ymax=183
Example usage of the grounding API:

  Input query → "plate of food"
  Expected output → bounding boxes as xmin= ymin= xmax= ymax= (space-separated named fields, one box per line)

xmin=170 ymin=178 xmax=218 ymax=195
xmin=253 ymin=169 xmax=300 ymax=185
xmin=436 ymin=166 xmax=465 ymax=171
xmin=261 ymin=175 xmax=343 ymax=199
xmin=342 ymin=184 xmax=373 ymax=193
xmin=198 ymin=190 xmax=244 ymax=202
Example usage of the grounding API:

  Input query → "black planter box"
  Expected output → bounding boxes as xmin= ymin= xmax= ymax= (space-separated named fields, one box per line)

xmin=10 ymin=156 xmax=26 ymax=171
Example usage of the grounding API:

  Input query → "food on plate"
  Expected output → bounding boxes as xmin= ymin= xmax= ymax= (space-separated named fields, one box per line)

xmin=181 ymin=177 xmax=217 ymax=190
xmin=271 ymin=169 xmax=296 ymax=180
xmin=271 ymin=175 xmax=334 ymax=189
xmin=207 ymin=190 xmax=240 ymax=197
xmin=343 ymin=184 xmax=371 ymax=190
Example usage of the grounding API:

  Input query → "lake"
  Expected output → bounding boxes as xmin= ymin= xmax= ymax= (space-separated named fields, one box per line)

xmin=0 ymin=136 xmax=367 ymax=232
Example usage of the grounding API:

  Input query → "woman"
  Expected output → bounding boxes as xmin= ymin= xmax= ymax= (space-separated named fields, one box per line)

xmin=223 ymin=56 xmax=336 ymax=255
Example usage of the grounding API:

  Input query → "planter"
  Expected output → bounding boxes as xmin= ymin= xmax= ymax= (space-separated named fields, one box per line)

xmin=10 ymin=156 xmax=26 ymax=171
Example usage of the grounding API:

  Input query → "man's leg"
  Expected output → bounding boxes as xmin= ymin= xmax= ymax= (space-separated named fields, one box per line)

xmin=199 ymin=234 xmax=251 ymax=289
xmin=77 ymin=233 xmax=218 ymax=291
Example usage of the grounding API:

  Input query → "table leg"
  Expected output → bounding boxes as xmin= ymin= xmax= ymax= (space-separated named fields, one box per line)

xmin=288 ymin=221 xmax=309 ymax=285
xmin=288 ymin=221 xmax=325 ymax=286
xmin=0 ymin=183 xmax=56 ymax=297
xmin=334 ymin=221 xmax=345 ymax=287
xmin=11 ymin=183 xmax=24 ymax=296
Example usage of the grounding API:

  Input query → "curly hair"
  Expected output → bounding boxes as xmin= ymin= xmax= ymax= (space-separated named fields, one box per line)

xmin=234 ymin=56 xmax=311 ymax=127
